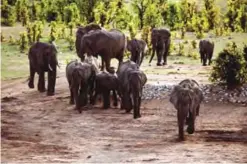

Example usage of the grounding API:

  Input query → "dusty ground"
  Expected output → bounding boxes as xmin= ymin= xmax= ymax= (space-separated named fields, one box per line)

xmin=1 ymin=63 xmax=247 ymax=163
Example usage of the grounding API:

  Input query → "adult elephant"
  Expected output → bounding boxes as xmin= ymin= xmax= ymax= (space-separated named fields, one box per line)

xmin=117 ymin=60 xmax=147 ymax=119
xmin=91 ymin=71 xmax=120 ymax=109
xmin=170 ymin=79 xmax=203 ymax=141
xmin=127 ymin=38 xmax=148 ymax=66
xmin=75 ymin=23 xmax=102 ymax=59
xmin=66 ymin=60 xmax=96 ymax=113
xmin=79 ymin=29 xmax=126 ymax=73
xmin=149 ymin=28 xmax=171 ymax=66
xmin=28 ymin=41 xmax=59 ymax=96
xmin=199 ymin=40 xmax=214 ymax=66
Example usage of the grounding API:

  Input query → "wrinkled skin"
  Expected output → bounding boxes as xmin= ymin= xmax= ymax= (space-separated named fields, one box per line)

xmin=127 ymin=38 xmax=148 ymax=66
xmin=79 ymin=29 xmax=126 ymax=73
xmin=75 ymin=24 xmax=102 ymax=59
xmin=66 ymin=60 xmax=96 ymax=113
xmin=170 ymin=79 xmax=203 ymax=140
xmin=199 ymin=40 xmax=214 ymax=66
xmin=117 ymin=60 xmax=147 ymax=119
xmin=149 ymin=28 xmax=171 ymax=66
xmin=28 ymin=42 xmax=59 ymax=96
xmin=91 ymin=71 xmax=120 ymax=109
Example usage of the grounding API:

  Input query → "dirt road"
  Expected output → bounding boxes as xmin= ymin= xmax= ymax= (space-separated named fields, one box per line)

xmin=1 ymin=64 xmax=247 ymax=163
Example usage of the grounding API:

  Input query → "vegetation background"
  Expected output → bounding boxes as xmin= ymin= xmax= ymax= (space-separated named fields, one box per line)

xmin=1 ymin=0 xmax=247 ymax=86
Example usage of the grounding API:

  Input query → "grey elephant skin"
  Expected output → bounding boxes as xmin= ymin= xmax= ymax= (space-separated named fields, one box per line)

xmin=92 ymin=71 xmax=120 ymax=109
xmin=170 ymin=79 xmax=203 ymax=141
xmin=199 ymin=40 xmax=214 ymax=66
xmin=127 ymin=38 xmax=148 ymax=66
xmin=117 ymin=60 xmax=147 ymax=119
xmin=75 ymin=23 xmax=102 ymax=59
xmin=149 ymin=28 xmax=171 ymax=66
xmin=28 ymin=42 xmax=59 ymax=96
xmin=66 ymin=60 xmax=96 ymax=113
xmin=79 ymin=29 xmax=126 ymax=73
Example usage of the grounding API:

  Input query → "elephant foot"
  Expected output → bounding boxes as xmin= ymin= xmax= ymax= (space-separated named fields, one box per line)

xmin=125 ymin=109 xmax=131 ymax=113
xmin=187 ymin=126 xmax=194 ymax=134
xmin=113 ymin=102 xmax=118 ymax=107
xmin=47 ymin=92 xmax=55 ymax=96
xmin=69 ymin=100 xmax=75 ymax=105
xmin=134 ymin=114 xmax=141 ymax=119
xmin=156 ymin=63 xmax=162 ymax=66
xmin=38 ymin=88 xmax=46 ymax=93
xmin=178 ymin=136 xmax=185 ymax=141
xmin=162 ymin=62 xmax=167 ymax=65
xmin=28 ymin=83 xmax=34 ymax=89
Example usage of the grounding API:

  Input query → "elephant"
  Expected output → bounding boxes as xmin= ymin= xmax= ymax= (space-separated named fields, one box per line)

xmin=66 ymin=60 xmax=96 ymax=113
xmin=28 ymin=41 xmax=59 ymax=96
xmin=170 ymin=79 xmax=203 ymax=140
xmin=199 ymin=40 xmax=214 ymax=66
xmin=91 ymin=71 xmax=120 ymax=109
xmin=75 ymin=23 xmax=102 ymax=59
xmin=79 ymin=29 xmax=126 ymax=73
xmin=117 ymin=60 xmax=147 ymax=119
xmin=84 ymin=55 xmax=101 ymax=74
xmin=127 ymin=38 xmax=148 ymax=66
xmin=149 ymin=28 xmax=171 ymax=66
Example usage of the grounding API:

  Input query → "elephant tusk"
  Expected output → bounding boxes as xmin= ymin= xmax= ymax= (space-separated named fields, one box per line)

xmin=48 ymin=64 xmax=53 ymax=71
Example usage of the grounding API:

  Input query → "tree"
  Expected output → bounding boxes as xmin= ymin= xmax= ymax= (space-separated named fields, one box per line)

xmin=1 ymin=0 xmax=16 ymax=26
xmin=144 ymin=2 xmax=163 ymax=28
xmin=203 ymin=0 xmax=220 ymax=30
xmin=131 ymin=0 xmax=150 ymax=29
xmin=75 ymin=0 xmax=99 ymax=23
xmin=167 ymin=2 xmax=181 ymax=30
xmin=19 ymin=32 xmax=28 ymax=53
xmin=64 ymin=3 xmax=80 ymax=24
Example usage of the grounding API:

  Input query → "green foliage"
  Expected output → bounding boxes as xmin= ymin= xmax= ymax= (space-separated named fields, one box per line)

xmin=1 ymin=0 xmax=16 ymax=26
xmin=141 ymin=26 xmax=151 ymax=52
xmin=191 ymin=40 xmax=197 ymax=49
xmin=20 ymin=5 xmax=29 ymax=26
xmin=49 ymin=21 xmax=58 ymax=42
xmin=26 ymin=23 xmax=33 ymax=44
xmin=68 ymin=22 xmax=75 ymax=36
xmin=19 ymin=32 xmax=28 ymax=52
xmin=67 ymin=35 xmax=75 ymax=51
xmin=64 ymin=3 xmax=80 ymax=24
xmin=178 ymin=42 xmax=185 ymax=56
xmin=179 ymin=0 xmax=197 ymax=31
xmin=210 ymin=42 xmax=247 ymax=89
xmin=203 ymin=0 xmax=220 ymax=30
xmin=131 ymin=0 xmax=150 ymax=29
xmin=128 ymin=23 xmax=137 ymax=39
xmin=167 ymin=2 xmax=181 ymax=30
xmin=243 ymin=44 xmax=247 ymax=62
xmin=1 ymin=33 xmax=6 ymax=42
xmin=144 ymin=3 xmax=163 ymax=28
xmin=8 ymin=35 xmax=16 ymax=45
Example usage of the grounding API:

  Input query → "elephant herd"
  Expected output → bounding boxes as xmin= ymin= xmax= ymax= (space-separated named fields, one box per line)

xmin=27 ymin=23 xmax=207 ymax=140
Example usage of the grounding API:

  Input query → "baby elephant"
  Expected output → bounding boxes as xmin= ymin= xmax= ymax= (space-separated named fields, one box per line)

xmin=170 ymin=79 xmax=203 ymax=141
xmin=66 ymin=60 xmax=96 ymax=113
xmin=91 ymin=71 xmax=120 ymax=109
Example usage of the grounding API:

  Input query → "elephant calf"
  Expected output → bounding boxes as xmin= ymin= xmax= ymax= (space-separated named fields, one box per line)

xmin=127 ymin=38 xmax=148 ymax=66
xmin=199 ymin=40 xmax=214 ymax=66
xmin=28 ymin=41 xmax=59 ymax=96
xmin=91 ymin=71 xmax=120 ymax=109
xmin=170 ymin=79 xmax=203 ymax=141
xmin=66 ymin=60 xmax=96 ymax=113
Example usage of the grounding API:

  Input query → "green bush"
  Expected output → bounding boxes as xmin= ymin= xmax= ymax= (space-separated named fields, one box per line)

xmin=210 ymin=43 xmax=247 ymax=89
xmin=177 ymin=42 xmax=185 ymax=56
xmin=8 ymin=35 xmax=16 ymax=45
xmin=191 ymin=40 xmax=197 ymax=49
xmin=1 ymin=33 xmax=6 ymax=42
xmin=67 ymin=36 xmax=75 ymax=51
xmin=19 ymin=32 xmax=28 ymax=53
xmin=1 ymin=2 xmax=16 ymax=26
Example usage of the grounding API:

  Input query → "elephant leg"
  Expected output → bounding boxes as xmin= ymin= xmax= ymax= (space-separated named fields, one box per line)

xmin=47 ymin=68 xmax=56 ymax=96
xmin=103 ymin=90 xmax=110 ymax=109
xmin=208 ymin=53 xmax=213 ymax=65
xmin=38 ymin=71 xmax=46 ymax=92
xmin=28 ymin=62 xmax=35 ymax=89
xmin=91 ymin=90 xmax=99 ymax=105
xmin=156 ymin=49 xmax=162 ymax=66
xmin=69 ymin=87 xmax=74 ymax=105
xmin=101 ymin=58 xmax=105 ymax=71
xmin=149 ymin=47 xmax=155 ymax=64
xmin=112 ymin=90 xmax=118 ymax=107
xmin=140 ymin=52 xmax=145 ymax=66
xmin=163 ymin=40 xmax=170 ymax=65
xmin=187 ymin=111 xmax=196 ymax=134
xmin=177 ymin=110 xmax=186 ymax=141
xmin=105 ymin=58 xmax=113 ymax=74
xmin=73 ymin=87 xmax=80 ymax=111
xmin=134 ymin=96 xmax=141 ymax=119
xmin=202 ymin=53 xmax=207 ymax=66
xmin=196 ymin=104 xmax=200 ymax=116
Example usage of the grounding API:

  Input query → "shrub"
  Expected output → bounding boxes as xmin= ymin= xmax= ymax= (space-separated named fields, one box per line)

xmin=8 ymin=35 xmax=16 ymax=45
xmin=49 ymin=21 xmax=58 ymax=42
xmin=177 ymin=42 xmax=185 ymax=56
xmin=1 ymin=2 xmax=16 ymax=26
xmin=191 ymin=40 xmax=197 ymax=49
xmin=1 ymin=33 xmax=6 ymax=42
xmin=128 ymin=23 xmax=137 ymax=39
xmin=67 ymin=36 xmax=75 ymax=51
xmin=19 ymin=32 xmax=28 ymax=53
xmin=210 ymin=43 xmax=247 ymax=89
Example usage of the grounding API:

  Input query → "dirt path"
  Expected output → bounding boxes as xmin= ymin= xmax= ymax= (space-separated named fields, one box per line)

xmin=1 ymin=64 xmax=247 ymax=163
